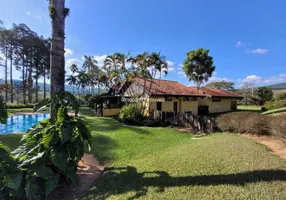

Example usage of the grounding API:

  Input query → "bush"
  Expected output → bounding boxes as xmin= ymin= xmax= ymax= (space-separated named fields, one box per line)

xmin=216 ymin=112 xmax=271 ymax=135
xmin=271 ymin=114 xmax=286 ymax=141
xmin=118 ymin=104 xmax=150 ymax=126
xmin=119 ymin=104 xmax=142 ymax=120
xmin=6 ymin=103 xmax=35 ymax=109
xmin=261 ymin=106 xmax=267 ymax=111
xmin=274 ymin=91 xmax=286 ymax=101
xmin=264 ymin=99 xmax=286 ymax=110
xmin=0 ymin=93 xmax=91 ymax=199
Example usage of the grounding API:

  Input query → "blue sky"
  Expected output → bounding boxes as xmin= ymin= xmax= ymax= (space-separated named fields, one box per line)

xmin=1 ymin=0 xmax=286 ymax=88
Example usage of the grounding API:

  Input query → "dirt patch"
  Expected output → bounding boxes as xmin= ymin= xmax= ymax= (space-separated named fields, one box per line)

xmin=56 ymin=153 xmax=104 ymax=200
xmin=242 ymin=134 xmax=286 ymax=159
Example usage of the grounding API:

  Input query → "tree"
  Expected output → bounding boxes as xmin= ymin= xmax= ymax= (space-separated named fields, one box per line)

xmin=129 ymin=52 xmax=152 ymax=79
xmin=70 ymin=63 xmax=78 ymax=74
xmin=104 ymin=52 xmax=131 ymax=94
xmin=83 ymin=56 xmax=100 ymax=94
xmin=0 ymin=28 xmax=10 ymax=101
xmin=49 ymin=0 xmax=69 ymax=119
xmin=183 ymin=48 xmax=215 ymax=90
xmin=241 ymin=82 xmax=253 ymax=105
xmin=205 ymin=81 xmax=234 ymax=91
xmin=77 ymin=70 xmax=90 ymax=96
xmin=254 ymin=87 xmax=273 ymax=105
xmin=149 ymin=52 xmax=168 ymax=79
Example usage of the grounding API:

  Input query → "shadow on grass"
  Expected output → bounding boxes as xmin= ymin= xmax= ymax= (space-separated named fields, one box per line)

xmin=86 ymin=166 xmax=286 ymax=199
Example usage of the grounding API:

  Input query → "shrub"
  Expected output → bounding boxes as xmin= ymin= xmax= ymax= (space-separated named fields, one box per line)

xmin=118 ymin=104 xmax=148 ymax=125
xmin=264 ymin=99 xmax=286 ymax=110
xmin=261 ymin=106 xmax=267 ymax=111
xmin=274 ymin=91 xmax=286 ymax=101
xmin=271 ymin=114 xmax=286 ymax=141
xmin=6 ymin=103 xmax=35 ymax=109
xmin=119 ymin=104 xmax=142 ymax=120
xmin=216 ymin=112 xmax=271 ymax=135
xmin=0 ymin=93 xmax=92 ymax=199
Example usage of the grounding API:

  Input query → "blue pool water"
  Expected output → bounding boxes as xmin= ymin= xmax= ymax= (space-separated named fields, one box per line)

xmin=0 ymin=114 xmax=50 ymax=134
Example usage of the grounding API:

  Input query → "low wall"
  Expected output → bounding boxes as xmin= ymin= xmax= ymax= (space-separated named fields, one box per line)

xmin=103 ymin=108 xmax=120 ymax=116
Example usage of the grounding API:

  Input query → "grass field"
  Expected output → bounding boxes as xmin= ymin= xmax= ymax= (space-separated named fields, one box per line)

xmin=7 ymin=108 xmax=34 ymax=115
xmin=262 ymin=107 xmax=286 ymax=115
xmin=1 ymin=117 xmax=286 ymax=199
xmin=237 ymin=105 xmax=262 ymax=112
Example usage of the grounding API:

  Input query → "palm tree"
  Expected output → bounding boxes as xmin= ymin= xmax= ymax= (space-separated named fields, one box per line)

xmin=70 ymin=64 xmax=78 ymax=74
xmin=76 ymin=70 xmax=90 ymax=96
xmin=66 ymin=75 xmax=77 ymax=94
xmin=49 ymin=0 xmax=69 ymax=119
xmin=103 ymin=53 xmax=131 ymax=94
xmin=129 ymin=52 xmax=152 ymax=79
xmin=83 ymin=55 xmax=98 ymax=72
xmin=149 ymin=52 xmax=168 ymax=80
xmin=83 ymin=56 xmax=100 ymax=93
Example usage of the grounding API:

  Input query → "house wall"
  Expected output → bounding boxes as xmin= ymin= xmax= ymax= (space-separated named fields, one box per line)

xmin=181 ymin=99 xmax=198 ymax=114
xmin=198 ymin=98 xmax=238 ymax=113
xmin=103 ymin=108 xmax=121 ymax=116
xmin=149 ymin=96 xmax=198 ymax=115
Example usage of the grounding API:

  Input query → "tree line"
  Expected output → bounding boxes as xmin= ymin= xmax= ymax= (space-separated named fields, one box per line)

xmin=0 ymin=21 xmax=50 ymax=104
xmin=66 ymin=52 xmax=169 ymax=97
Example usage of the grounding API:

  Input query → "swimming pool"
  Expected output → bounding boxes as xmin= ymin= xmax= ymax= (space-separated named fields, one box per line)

xmin=0 ymin=114 xmax=50 ymax=134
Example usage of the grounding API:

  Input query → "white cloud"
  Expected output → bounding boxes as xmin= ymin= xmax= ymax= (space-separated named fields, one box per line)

xmin=168 ymin=67 xmax=175 ymax=72
xmin=93 ymin=55 xmax=107 ymax=67
xmin=167 ymin=60 xmax=175 ymax=67
xmin=240 ymin=74 xmax=286 ymax=84
xmin=66 ymin=58 xmax=82 ymax=67
xmin=247 ymin=48 xmax=269 ymax=54
xmin=65 ymin=48 xmax=73 ymax=57
xmin=178 ymin=64 xmax=183 ymax=67
xmin=243 ymin=75 xmax=262 ymax=83
xmin=208 ymin=77 xmax=232 ymax=83
xmin=263 ymin=74 xmax=286 ymax=83
xmin=236 ymin=41 xmax=245 ymax=47
xmin=26 ymin=11 xmax=31 ymax=16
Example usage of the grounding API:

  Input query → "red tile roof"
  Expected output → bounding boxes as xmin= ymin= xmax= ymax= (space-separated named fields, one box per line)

xmin=134 ymin=77 xmax=204 ymax=96
xmin=194 ymin=87 xmax=243 ymax=98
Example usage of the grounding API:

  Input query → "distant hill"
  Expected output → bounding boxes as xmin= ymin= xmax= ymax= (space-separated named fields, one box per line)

xmin=0 ymin=79 xmax=106 ymax=94
xmin=264 ymin=82 xmax=286 ymax=90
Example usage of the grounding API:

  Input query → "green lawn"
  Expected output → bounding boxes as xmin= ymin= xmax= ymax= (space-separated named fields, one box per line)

xmin=1 ymin=117 xmax=286 ymax=199
xmin=237 ymin=105 xmax=262 ymax=112
xmin=262 ymin=107 xmax=286 ymax=115
xmin=7 ymin=108 xmax=34 ymax=115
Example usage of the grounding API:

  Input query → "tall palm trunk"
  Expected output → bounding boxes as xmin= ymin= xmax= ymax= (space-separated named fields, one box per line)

xmin=35 ymin=68 xmax=39 ymax=102
xmin=43 ymin=72 xmax=46 ymax=99
xmin=4 ymin=50 xmax=8 ymax=102
xmin=49 ymin=0 xmax=66 ymax=119
xmin=27 ymin=68 xmax=33 ymax=103
xmin=22 ymin=58 xmax=26 ymax=104
xmin=9 ymin=55 xmax=13 ymax=103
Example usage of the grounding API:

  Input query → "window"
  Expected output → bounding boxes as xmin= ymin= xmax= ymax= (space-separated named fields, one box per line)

xmin=212 ymin=98 xmax=221 ymax=102
xmin=157 ymin=102 xmax=162 ymax=111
